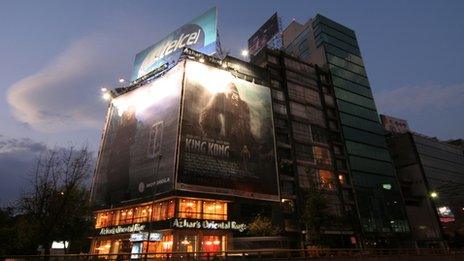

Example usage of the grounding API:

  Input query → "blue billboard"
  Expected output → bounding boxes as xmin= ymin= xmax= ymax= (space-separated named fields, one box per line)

xmin=131 ymin=7 xmax=217 ymax=81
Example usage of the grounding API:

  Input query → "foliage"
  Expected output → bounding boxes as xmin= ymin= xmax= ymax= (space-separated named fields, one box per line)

xmin=300 ymin=167 xmax=334 ymax=246
xmin=247 ymin=215 xmax=280 ymax=237
xmin=14 ymin=145 xmax=94 ymax=255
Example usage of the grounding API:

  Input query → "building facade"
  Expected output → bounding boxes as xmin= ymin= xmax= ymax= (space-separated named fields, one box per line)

xmin=251 ymin=48 xmax=359 ymax=248
xmin=90 ymin=52 xmax=284 ymax=256
xmin=280 ymin=14 xmax=412 ymax=247
xmin=386 ymin=130 xmax=464 ymax=248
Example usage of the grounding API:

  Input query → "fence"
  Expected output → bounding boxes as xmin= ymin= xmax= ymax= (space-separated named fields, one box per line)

xmin=2 ymin=248 xmax=464 ymax=261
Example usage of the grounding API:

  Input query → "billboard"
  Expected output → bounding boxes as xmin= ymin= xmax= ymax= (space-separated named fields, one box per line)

xmin=177 ymin=60 xmax=279 ymax=201
xmin=248 ymin=13 xmax=279 ymax=56
xmin=131 ymin=7 xmax=217 ymax=81
xmin=91 ymin=63 xmax=184 ymax=206
xmin=380 ymin=114 xmax=410 ymax=134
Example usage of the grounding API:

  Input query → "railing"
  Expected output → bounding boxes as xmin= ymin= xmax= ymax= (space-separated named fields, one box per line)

xmin=2 ymin=248 xmax=463 ymax=261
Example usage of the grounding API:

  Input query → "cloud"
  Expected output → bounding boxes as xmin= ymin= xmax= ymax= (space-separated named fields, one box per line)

xmin=375 ymin=82 xmax=464 ymax=113
xmin=375 ymin=82 xmax=464 ymax=139
xmin=0 ymin=136 xmax=48 ymax=205
xmin=6 ymin=33 xmax=137 ymax=133
xmin=0 ymin=137 xmax=47 ymax=154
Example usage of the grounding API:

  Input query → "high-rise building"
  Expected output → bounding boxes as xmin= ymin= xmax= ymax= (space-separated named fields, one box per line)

xmin=251 ymin=48 xmax=360 ymax=248
xmin=280 ymin=14 xmax=412 ymax=247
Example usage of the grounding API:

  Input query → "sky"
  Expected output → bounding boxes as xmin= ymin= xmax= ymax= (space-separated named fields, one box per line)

xmin=1 ymin=0 xmax=463 ymax=204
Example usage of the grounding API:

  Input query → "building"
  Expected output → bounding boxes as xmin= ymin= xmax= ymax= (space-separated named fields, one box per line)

xmin=251 ymin=48 xmax=359 ymax=248
xmin=279 ymin=14 xmax=412 ymax=247
xmin=89 ymin=48 xmax=291 ymax=256
xmin=385 ymin=127 xmax=464 ymax=248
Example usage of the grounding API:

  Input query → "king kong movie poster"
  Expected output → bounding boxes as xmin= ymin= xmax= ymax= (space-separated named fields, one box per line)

xmin=177 ymin=61 xmax=279 ymax=201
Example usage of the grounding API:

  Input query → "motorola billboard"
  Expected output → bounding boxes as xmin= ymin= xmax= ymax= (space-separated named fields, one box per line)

xmin=131 ymin=7 xmax=217 ymax=81
xmin=91 ymin=63 xmax=184 ymax=207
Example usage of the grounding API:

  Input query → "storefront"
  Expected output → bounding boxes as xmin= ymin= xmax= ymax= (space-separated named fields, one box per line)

xmin=91 ymin=197 xmax=246 ymax=257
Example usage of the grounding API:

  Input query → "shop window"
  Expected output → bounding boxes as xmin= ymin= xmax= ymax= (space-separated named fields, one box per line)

xmin=177 ymin=235 xmax=198 ymax=253
xmin=145 ymin=234 xmax=173 ymax=257
xmin=201 ymin=235 xmax=225 ymax=253
xmin=203 ymin=201 xmax=227 ymax=220
xmin=96 ymin=211 xmax=113 ymax=228
xmin=134 ymin=204 xmax=151 ymax=223
xmin=120 ymin=208 xmax=134 ymax=225
xmin=179 ymin=199 xmax=202 ymax=219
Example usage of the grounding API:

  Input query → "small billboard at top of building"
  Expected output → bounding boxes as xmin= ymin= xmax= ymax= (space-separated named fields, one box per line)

xmin=380 ymin=114 xmax=410 ymax=134
xmin=248 ymin=12 xmax=280 ymax=56
xmin=131 ymin=7 xmax=218 ymax=81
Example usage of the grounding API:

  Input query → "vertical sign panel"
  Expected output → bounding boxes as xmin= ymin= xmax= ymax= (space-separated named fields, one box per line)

xmin=91 ymin=63 xmax=184 ymax=206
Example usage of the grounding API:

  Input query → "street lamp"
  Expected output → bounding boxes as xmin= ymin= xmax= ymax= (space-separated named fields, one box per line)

xmin=241 ymin=49 xmax=249 ymax=57
xmin=430 ymin=191 xmax=438 ymax=198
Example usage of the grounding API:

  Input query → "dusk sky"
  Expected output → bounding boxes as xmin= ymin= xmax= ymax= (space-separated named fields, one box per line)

xmin=1 ymin=0 xmax=463 ymax=204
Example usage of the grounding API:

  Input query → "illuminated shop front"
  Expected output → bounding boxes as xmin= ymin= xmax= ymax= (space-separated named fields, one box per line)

xmin=91 ymin=197 xmax=244 ymax=256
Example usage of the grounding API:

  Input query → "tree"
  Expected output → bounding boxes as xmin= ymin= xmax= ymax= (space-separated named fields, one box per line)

xmin=247 ymin=215 xmax=280 ymax=237
xmin=17 ymin=145 xmax=94 ymax=255
xmin=300 ymin=168 xmax=334 ymax=246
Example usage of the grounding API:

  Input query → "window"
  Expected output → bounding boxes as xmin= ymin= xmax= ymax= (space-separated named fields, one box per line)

xmin=281 ymin=181 xmax=295 ymax=195
xmin=273 ymin=102 xmax=287 ymax=115
xmin=328 ymin=120 xmax=339 ymax=131
xmin=133 ymin=204 xmax=151 ymax=223
xmin=274 ymin=118 xmax=288 ymax=129
xmin=272 ymin=89 xmax=285 ymax=102
xmin=268 ymin=55 xmax=279 ymax=64
xmin=314 ymin=146 xmax=332 ymax=165
xmin=202 ymin=201 xmax=227 ymax=220
xmin=287 ymin=82 xmax=321 ymax=106
xmin=324 ymin=94 xmax=335 ymax=107
xmin=333 ymin=145 xmax=343 ymax=155
xmin=271 ymin=79 xmax=281 ymax=89
xmin=295 ymin=143 xmax=314 ymax=162
xmin=179 ymin=199 xmax=202 ymax=219
xmin=276 ymin=131 xmax=290 ymax=144
xmin=178 ymin=199 xmax=228 ymax=220
xmin=152 ymin=200 xmax=175 ymax=221
xmin=317 ymin=170 xmax=336 ymax=190
xmin=312 ymin=125 xmax=328 ymax=144
xmin=286 ymin=70 xmax=318 ymax=87
xmin=292 ymin=122 xmax=312 ymax=143
xmin=297 ymin=165 xmax=313 ymax=189
xmin=289 ymin=102 xmax=325 ymax=126
xmin=284 ymin=57 xmax=315 ymax=75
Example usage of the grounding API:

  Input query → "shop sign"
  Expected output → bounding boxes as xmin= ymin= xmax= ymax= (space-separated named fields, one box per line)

xmin=99 ymin=224 xmax=145 ymax=235
xmin=130 ymin=232 xmax=163 ymax=242
xmin=172 ymin=218 xmax=247 ymax=232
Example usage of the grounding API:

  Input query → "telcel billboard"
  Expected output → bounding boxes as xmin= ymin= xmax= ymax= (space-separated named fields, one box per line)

xmin=131 ymin=7 xmax=217 ymax=81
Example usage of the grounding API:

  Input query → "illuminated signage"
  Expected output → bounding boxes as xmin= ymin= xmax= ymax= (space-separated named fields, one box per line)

xmin=437 ymin=206 xmax=455 ymax=223
xmin=99 ymin=224 xmax=146 ymax=235
xmin=172 ymin=218 xmax=247 ymax=232
xmin=130 ymin=232 xmax=162 ymax=242
xmin=131 ymin=7 xmax=217 ymax=81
